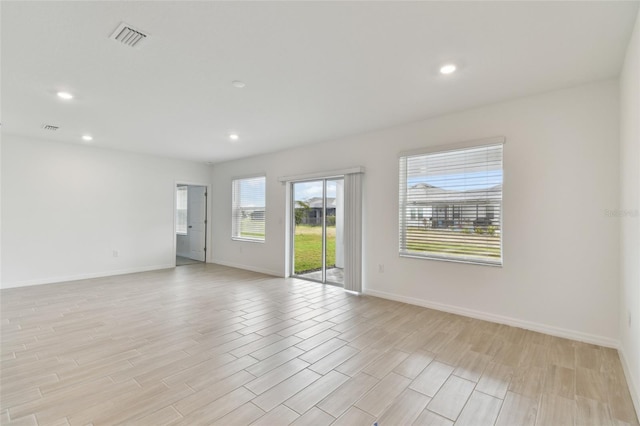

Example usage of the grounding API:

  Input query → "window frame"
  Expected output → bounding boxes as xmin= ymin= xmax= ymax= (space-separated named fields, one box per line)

xmin=176 ymin=186 xmax=188 ymax=236
xmin=398 ymin=137 xmax=504 ymax=267
xmin=231 ymin=174 xmax=267 ymax=243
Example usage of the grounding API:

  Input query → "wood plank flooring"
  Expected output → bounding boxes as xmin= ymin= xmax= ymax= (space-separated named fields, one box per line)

xmin=1 ymin=264 xmax=638 ymax=425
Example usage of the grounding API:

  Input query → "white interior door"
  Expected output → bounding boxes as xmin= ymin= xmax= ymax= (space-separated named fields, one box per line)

xmin=187 ymin=186 xmax=207 ymax=262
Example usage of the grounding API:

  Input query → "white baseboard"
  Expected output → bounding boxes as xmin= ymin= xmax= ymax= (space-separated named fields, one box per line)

xmin=364 ymin=288 xmax=620 ymax=349
xmin=1 ymin=264 xmax=175 ymax=289
xmin=618 ymin=346 xmax=640 ymax=420
xmin=211 ymin=259 xmax=283 ymax=278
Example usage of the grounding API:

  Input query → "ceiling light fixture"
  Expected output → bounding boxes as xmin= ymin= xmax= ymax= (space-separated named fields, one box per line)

xmin=232 ymin=80 xmax=246 ymax=88
xmin=439 ymin=64 xmax=457 ymax=75
xmin=82 ymin=135 xmax=93 ymax=142
xmin=57 ymin=91 xmax=74 ymax=100
xmin=229 ymin=133 xmax=239 ymax=141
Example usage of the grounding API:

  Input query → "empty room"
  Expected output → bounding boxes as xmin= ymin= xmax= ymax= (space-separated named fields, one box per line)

xmin=1 ymin=1 xmax=639 ymax=425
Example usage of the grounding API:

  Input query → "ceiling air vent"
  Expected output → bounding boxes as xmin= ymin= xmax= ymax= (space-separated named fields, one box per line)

xmin=41 ymin=124 xmax=59 ymax=131
xmin=109 ymin=22 xmax=149 ymax=48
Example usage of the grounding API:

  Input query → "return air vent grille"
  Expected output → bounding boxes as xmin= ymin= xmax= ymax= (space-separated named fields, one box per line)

xmin=109 ymin=22 xmax=149 ymax=48
xmin=41 ymin=124 xmax=59 ymax=131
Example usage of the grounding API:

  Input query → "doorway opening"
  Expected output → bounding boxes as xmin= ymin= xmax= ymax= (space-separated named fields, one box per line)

xmin=175 ymin=184 xmax=207 ymax=266
xmin=291 ymin=178 xmax=344 ymax=286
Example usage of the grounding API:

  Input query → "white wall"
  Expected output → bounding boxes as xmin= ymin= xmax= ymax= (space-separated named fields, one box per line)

xmin=211 ymin=80 xmax=620 ymax=346
xmin=1 ymin=134 xmax=211 ymax=288
xmin=620 ymin=8 xmax=640 ymax=415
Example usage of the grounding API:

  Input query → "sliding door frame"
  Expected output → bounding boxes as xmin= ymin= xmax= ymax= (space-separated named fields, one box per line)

xmin=289 ymin=177 xmax=342 ymax=286
xmin=280 ymin=166 xmax=364 ymax=291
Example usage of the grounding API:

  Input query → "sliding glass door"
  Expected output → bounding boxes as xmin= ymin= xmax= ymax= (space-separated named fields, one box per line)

xmin=292 ymin=178 xmax=344 ymax=286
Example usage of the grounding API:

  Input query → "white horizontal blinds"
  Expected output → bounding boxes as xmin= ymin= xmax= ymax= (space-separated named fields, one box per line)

xmin=232 ymin=176 xmax=266 ymax=241
xmin=176 ymin=186 xmax=188 ymax=234
xmin=399 ymin=143 xmax=503 ymax=265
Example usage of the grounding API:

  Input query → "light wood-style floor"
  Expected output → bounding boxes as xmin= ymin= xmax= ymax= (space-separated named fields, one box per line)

xmin=1 ymin=264 xmax=638 ymax=426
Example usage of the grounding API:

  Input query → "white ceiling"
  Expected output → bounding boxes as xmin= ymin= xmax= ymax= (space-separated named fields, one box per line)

xmin=2 ymin=1 xmax=638 ymax=163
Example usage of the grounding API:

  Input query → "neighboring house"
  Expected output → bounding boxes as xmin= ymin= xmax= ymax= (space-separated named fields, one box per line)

xmin=249 ymin=210 xmax=265 ymax=220
xmin=405 ymin=183 xmax=502 ymax=229
xmin=295 ymin=197 xmax=336 ymax=225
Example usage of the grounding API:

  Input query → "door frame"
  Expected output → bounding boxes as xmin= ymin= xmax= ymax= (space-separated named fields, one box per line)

xmin=173 ymin=181 xmax=212 ymax=266
xmin=288 ymin=177 xmax=343 ymax=286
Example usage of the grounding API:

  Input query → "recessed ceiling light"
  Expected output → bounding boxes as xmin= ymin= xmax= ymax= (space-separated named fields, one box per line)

xmin=229 ymin=133 xmax=239 ymax=141
xmin=439 ymin=64 xmax=457 ymax=75
xmin=82 ymin=135 xmax=93 ymax=142
xmin=57 ymin=91 xmax=74 ymax=100
xmin=232 ymin=80 xmax=246 ymax=88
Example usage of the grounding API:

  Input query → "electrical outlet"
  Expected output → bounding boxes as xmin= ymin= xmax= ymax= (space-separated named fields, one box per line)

xmin=112 ymin=250 xmax=119 ymax=258
xmin=628 ymin=311 xmax=632 ymax=328
xmin=378 ymin=264 xmax=384 ymax=273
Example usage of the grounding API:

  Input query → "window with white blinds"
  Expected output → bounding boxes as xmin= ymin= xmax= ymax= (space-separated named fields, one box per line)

xmin=232 ymin=176 xmax=266 ymax=242
xmin=399 ymin=141 xmax=503 ymax=266
xmin=176 ymin=186 xmax=188 ymax=235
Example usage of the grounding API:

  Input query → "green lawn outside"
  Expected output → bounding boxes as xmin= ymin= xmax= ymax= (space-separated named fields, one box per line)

xmin=294 ymin=225 xmax=336 ymax=274
xmin=240 ymin=218 xmax=265 ymax=239
xmin=406 ymin=227 xmax=501 ymax=259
